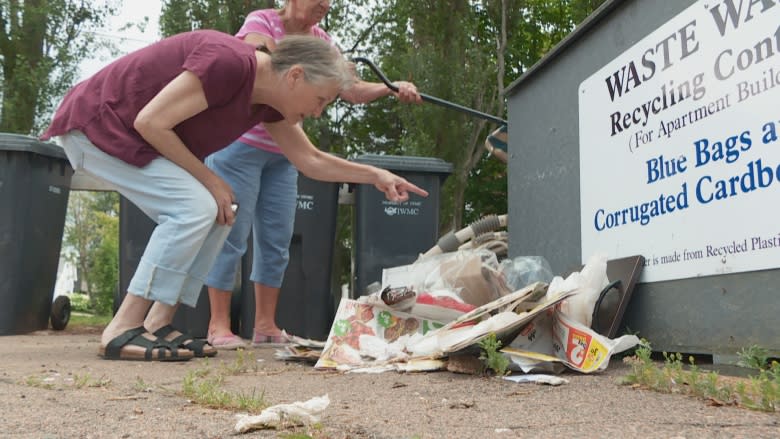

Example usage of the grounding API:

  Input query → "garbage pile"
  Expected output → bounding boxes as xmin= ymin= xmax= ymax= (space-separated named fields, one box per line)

xmin=276 ymin=250 xmax=640 ymax=377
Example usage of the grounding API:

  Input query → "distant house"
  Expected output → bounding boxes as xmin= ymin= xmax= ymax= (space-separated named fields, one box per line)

xmin=54 ymin=247 xmax=78 ymax=297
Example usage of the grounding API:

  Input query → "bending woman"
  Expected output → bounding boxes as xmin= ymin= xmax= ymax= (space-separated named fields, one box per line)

xmin=42 ymin=30 xmax=427 ymax=361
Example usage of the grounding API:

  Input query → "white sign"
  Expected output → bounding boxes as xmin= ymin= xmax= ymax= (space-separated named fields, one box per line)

xmin=579 ymin=0 xmax=780 ymax=282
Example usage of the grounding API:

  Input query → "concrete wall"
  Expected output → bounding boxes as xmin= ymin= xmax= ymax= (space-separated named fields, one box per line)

xmin=506 ymin=0 xmax=779 ymax=359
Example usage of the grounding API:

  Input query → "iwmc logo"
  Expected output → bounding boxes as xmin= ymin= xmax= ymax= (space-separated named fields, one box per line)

xmin=383 ymin=206 xmax=420 ymax=216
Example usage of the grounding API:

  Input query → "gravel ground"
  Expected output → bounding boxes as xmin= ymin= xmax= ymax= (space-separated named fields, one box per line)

xmin=1 ymin=329 xmax=778 ymax=439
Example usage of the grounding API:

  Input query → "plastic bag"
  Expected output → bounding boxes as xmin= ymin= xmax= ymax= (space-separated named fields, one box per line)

xmin=382 ymin=249 xmax=512 ymax=308
xmin=550 ymin=253 xmax=609 ymax=327
xmin=499 ymin=256 xmax=554 ymax=290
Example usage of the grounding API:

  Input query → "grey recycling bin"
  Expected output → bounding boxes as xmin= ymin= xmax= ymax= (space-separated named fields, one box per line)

xmin=352 ymin=154 xmax=452 ymax=297
xmin=0 ymin=134 xmax=73 ymax=335
xmin=239 ymin=174 xmax=340 ymax=341
xmin=117 ymin=196 xmax=219 ymax=338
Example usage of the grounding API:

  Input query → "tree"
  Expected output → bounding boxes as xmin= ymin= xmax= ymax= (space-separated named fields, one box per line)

xmin=0 ymin=0 xmax=116 ymax=135
xmin=160 ymin=0 xmax=274 ymax=36
xmin=63 ymin=191 xmax=119 ymax=313
xmin=343 ymin=0 xmax=608 ymax=229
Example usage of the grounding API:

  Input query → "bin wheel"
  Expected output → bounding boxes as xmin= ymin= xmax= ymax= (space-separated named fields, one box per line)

xmin=51 ymin=295 xmax=71 ymax=331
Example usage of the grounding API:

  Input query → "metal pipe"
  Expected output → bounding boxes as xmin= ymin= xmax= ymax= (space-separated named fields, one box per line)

xmin=352 ymin=57 xmax=508 ymax=126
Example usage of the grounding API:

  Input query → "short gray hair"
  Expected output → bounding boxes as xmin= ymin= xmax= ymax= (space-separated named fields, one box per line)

xmin=270 ymin=35 xmax=355 ymax=91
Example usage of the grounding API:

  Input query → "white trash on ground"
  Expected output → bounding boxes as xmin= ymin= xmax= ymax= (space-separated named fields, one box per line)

xmin=503 ymin=374 xmax=570 ymax=386
xmin=234 ymin=395 xmax=330 ymax=433
xmin=307 ymin=252 xmax=639 ymax=376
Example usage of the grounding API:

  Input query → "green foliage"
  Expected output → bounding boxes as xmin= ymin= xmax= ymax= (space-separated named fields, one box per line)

xmin=218 ymin=349 xmax=259 ymax=375
xmin=159 ymin=0 xmax=275 ymax=36
xmin=181 ymin=362 xmax=267 ymax=412
xmin=478 ymin=333 xmax=509 ymax=376
xmin=68 ymin=293 xmax=90 ymax=313
xmin=0 ymin=0 xmax=117 ymax=134
xmin=23 ymin=372 xmax=111 ymax=390
xmin=332 ymin=0 xmax=608 ymax=230
xmin=90 ymin=209 xmax=118 ymax=314
xmin=69 ymin=312 xmax=112 ymax=327
xmin=737 ymin=345 xmax=771 ymax=370
xmin=623 ymin=341 xmax=780 ymax=412
xmin=63 ymin=191 xmax=119 ymax=314
xmin=463 ymin=154 xmax=507 ymax=225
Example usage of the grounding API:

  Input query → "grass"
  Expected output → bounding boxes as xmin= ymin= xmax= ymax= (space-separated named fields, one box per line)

xmin=24 ymin=325 xmax=327 ymax=433
xmin=182 ymin=369 xmax=268 ymax=412
xmin=622 ymin=341 xmax=779 ymax=412
xmin=181 ymin=351 xmax=268 ymax=413
xmin=69 ymin=312 xmax=112 ymax=328
xmin=181 ymin=353 xmax=334 ymax=436
xmin=23 ymin=372 xmax=111 ymax=390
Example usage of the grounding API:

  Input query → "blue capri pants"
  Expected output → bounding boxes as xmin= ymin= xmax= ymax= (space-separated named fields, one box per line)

xmin=204 ymin=141 xmax=298 ymax=291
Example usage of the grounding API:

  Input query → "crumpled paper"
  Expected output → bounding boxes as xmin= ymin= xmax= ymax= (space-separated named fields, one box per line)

xmin=234 ymin=394 xmax=330 ymax=433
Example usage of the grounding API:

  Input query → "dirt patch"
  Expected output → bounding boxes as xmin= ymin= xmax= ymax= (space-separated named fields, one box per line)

xmin=1 ymin=330 xmax=778 ymax=438
xmin=61 ymin=324 xmax=104 ymax=335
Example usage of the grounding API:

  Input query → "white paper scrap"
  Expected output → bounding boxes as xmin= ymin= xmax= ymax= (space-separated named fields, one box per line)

xmin=502 ymin=374 xmax=569 ymax=386
xmin=234 ymin=395 xmax=330 ymax=433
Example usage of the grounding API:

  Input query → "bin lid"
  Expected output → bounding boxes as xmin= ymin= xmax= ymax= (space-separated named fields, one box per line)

xmin=0 ymin=133 xmax=68 ymax=160
xmin=352 ymin=154 xmax=453 ymax=175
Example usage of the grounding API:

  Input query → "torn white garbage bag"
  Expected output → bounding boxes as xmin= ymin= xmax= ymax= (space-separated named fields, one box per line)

xmin=553 ymin=252 xmax=609 ymax=327
xmin=234 ymin=395 xmax=330 ymax=433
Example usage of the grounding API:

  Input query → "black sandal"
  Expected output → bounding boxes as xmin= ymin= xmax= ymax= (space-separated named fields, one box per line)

xmin=98 ymin=326 xmax=193 ymax=361
xmin=153 ymin=325 xmax=217 ymax=358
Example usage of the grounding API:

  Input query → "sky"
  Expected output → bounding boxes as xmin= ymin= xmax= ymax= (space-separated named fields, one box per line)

xmin=78 ymin=0 xmax=163 ymax=81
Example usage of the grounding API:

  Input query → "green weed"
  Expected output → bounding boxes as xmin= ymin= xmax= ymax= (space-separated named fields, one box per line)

xmin=219 ymin=348 xmax=258 ymax=375
xmin=181 ymin=357 xmax=267 ymax=412
xmin=737 ymin=345 xmax=770 ymax=370
xmin=623 ymin=341 xmax=779 ymax=412
xmin=70 ymin=373 xmax=110 ymax=389
xmin=133 ymin=376 xmax=152 ymax=393
xmin=478 ymin=333 xmax=509 ymax=376
xmin=24 ymin=375 xmax=54 ymax=390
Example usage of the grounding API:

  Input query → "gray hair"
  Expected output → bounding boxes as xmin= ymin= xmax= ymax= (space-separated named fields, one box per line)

xmin=270 ymin=35 xmax=355 ymax=91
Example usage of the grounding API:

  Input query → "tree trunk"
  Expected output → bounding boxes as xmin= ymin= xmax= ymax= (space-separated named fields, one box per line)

xmin=0 ymin=0 xmax=47 ymax=134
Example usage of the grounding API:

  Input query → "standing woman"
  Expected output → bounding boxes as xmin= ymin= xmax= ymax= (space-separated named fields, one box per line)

xmin=204 ymin=0 xmax=423 ymax=349
xmin=42 ymin=30 xmax=427 ymax=361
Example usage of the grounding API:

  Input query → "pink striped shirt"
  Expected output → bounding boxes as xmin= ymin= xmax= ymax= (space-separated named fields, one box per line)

xmin=236 ymin=9 xmax=333 ymax=153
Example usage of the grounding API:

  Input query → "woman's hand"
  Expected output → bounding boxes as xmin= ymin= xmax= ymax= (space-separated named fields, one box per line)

xmin=134 ymin=71 xmax=238 ymax=226
xmin=391 ymin=81 xmax=422 ymax=103
xmin=373 ymin=169 xmax=429 ymax=202
xmin=203 ymin=173 xmax=237 ymax=226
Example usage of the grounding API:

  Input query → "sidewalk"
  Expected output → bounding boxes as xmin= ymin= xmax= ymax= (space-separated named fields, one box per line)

xmin=1 ymin=330 xmax=778 ymax=438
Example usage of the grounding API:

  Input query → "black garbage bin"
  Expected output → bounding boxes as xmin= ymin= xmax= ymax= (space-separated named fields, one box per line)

xmin=351 ymin=154 xmax=452 ymax=297
xmin=117 ymin=197 xmax=226 ymax=338
xmin=0 ymin=134 xmax=73 ymax=335
xmin=239 ymin=174 xmax=340 ymax=341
